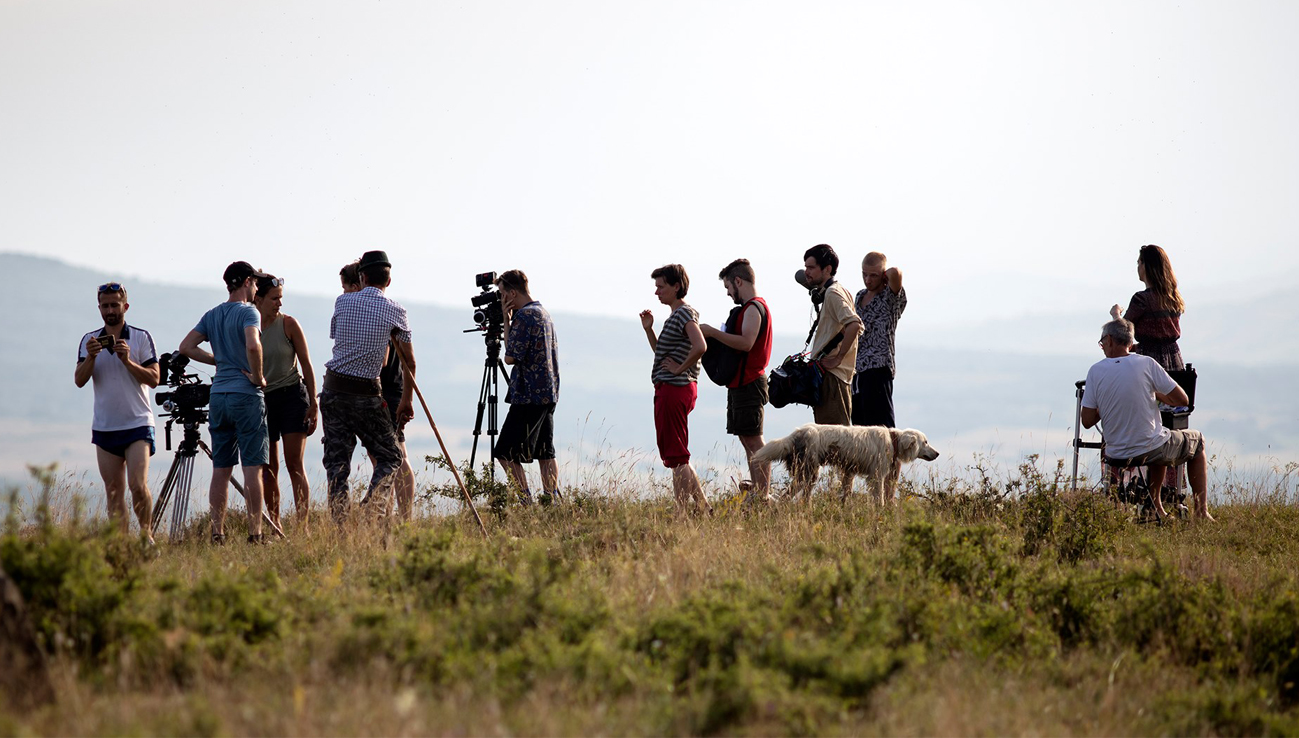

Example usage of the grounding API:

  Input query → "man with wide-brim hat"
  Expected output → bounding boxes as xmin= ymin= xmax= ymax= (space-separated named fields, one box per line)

xmin=320 ymin=249 xmax=415 ymax=521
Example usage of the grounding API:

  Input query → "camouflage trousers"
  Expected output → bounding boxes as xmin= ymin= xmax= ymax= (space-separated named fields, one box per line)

xmin=320 ymin=389 xmax=404 ymax=521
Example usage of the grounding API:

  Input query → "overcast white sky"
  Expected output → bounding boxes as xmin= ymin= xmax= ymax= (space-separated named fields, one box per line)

xmin=3 ymin=0 xmax=1297 ymax=332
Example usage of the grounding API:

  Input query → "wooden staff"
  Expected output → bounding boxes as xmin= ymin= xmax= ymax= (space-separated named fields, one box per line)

xmin=394 ymin=345 xmax=488 ymax=538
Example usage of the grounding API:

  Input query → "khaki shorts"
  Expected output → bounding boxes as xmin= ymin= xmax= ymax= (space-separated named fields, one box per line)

xmin=1143 ymin=429 xmax=1205 ymax=467
xmin=813 ymin=375 xmax=852 ymax=426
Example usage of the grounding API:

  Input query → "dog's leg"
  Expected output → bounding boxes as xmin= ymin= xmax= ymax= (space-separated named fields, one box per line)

xmin=886 ymin=465 xmax=901 ymax=505
xmin=839 ymin=469 xmax=854 ymax=504
xmin=797 ymin=464 xmax=819 ymax=505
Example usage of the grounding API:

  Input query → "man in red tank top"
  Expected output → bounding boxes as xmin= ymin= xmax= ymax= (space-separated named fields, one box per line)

xmin=701 ymin=259 xmax=774 ymax=500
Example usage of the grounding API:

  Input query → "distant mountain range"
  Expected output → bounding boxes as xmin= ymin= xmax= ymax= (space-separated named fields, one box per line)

xmin=7 ymin=252 xmax=1297 ymax=497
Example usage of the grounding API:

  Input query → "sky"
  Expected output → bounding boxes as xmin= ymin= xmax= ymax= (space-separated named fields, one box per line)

xmin=3 ymin=0 xmax=1299 ymax=334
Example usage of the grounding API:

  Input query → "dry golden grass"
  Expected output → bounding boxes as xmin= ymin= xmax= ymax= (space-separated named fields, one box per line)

xmin=3 ymin=459 xmax=1298 ymax=737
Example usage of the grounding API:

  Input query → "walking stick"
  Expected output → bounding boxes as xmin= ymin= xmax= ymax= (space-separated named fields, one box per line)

xmin=395 ymin=347 xmax=488 ymax=538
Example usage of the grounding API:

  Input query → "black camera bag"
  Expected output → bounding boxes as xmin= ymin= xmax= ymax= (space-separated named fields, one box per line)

xmin=768 ymin=354 xmax=823 ymax=408
xmin=702 ymin=299 xmax=767 ymax=387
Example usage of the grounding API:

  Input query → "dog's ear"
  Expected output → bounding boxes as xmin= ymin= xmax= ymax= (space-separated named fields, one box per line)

xmin=895 ymin=429 xmax=919 ymax=460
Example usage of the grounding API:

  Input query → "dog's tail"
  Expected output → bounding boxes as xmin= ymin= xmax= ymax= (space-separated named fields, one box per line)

xmin=752 ymin=433 xmax=797 ymax=466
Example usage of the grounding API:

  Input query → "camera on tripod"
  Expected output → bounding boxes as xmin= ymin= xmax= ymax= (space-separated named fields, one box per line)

xmin=467 ymin=271 xmax=506 ymax=341
xmin=154 ymin=352 xmax=211 ymax=450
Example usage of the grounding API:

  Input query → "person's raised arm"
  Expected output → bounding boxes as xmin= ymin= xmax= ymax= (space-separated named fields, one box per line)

xmin=244 ymin=325 xmax=266 ymax=388
xmin=285 ymin=316 xmax=318 ymax=434
xmin=1123 ymin=292 xmax=1146 ymax=325
xmin=886 ymin=266 xmax=903 ymax=294
xmin=640 ymin=310 xmax=658 ymax=351
xmin=179 ymin=329 xmax=215 ymax=365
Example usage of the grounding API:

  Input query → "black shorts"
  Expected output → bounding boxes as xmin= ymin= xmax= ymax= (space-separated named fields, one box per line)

xmin=851 ymin=366 xmax=895 ymax=428
xmin=727 ymin=375 xmax=767 ymax=436
xmin=265 ymin=382 xmax=311 ymax=442
xmin=494 ymin=403 xmax=556 ymax=463
xmin=384 ymin=395 xmax=406 ymax=443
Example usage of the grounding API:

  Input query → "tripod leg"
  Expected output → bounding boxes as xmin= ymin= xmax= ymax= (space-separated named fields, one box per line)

xmin=171 ymin=454 xmax=193 ymax=541
xmin=151 ymin=453 xmax=182 ymax=533
xmin=469 ymin=365 xmax=492 ymax=469
xmin=198 ymin=440 xmax=287 ymax=539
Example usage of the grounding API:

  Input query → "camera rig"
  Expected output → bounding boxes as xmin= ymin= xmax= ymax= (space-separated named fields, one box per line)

xmin=462 ymin=272 xmax=510 ymax=475
xmin=150 ymin=351 xmax=284 ymax=541
xmin=155 ymin=352 xmax=210 ymax=449
xmin=466 ymin=271 xmax=506 ymax=342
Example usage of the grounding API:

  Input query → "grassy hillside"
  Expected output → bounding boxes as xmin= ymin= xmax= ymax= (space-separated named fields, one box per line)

xmin=3 ymin=463 xmax=1298 ymax=737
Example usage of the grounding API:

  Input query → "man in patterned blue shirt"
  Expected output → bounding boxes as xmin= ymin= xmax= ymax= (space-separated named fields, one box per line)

xmin=493 ymin=270 xmax=561 ymax=505
xmin=852 ymin=251 xmax=906 ymax=428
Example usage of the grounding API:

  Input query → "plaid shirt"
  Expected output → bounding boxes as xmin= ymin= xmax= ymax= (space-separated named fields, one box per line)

xmin=327 ymin=287 xmax=412 ymax=379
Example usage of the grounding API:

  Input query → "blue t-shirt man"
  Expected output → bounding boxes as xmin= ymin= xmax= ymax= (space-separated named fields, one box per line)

xmin=194 ymin=302 xmax=262 ymax=395
xmin=179 ymin=261 xmax=271 ymax=473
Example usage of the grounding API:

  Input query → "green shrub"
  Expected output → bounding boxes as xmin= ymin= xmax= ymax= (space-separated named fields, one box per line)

xmin=0 ymin=514 xmax=142 ymax=661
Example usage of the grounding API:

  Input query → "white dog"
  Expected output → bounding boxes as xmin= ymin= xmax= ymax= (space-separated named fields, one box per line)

xmin=752 ymin=423 xmax=940 ymax=504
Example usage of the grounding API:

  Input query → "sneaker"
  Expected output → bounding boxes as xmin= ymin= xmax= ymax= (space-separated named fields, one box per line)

xmin=247 ymin=533 xmax=267 ymax=545
xmin=538 ymin=491 xmax=557 ymax=507
xmin=211 ymin=532 xmax=227 ymax=546
xmin=518 ymin=490 xmax=535 ymax=506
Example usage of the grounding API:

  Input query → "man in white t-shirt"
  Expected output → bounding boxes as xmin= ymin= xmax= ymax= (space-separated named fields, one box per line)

xmin=75 ymin=282 xmax=161 ymax=543
xmin=1081 ymin=318 xmax=1213 ymax=521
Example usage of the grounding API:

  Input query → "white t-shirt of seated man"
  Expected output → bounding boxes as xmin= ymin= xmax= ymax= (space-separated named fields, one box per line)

xmin=1081 ymin=353 xmax=1179 ymax=460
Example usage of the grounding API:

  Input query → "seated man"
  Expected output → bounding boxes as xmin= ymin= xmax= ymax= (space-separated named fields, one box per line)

xmin=1081 ymin=319 xmax=1214 ymax=521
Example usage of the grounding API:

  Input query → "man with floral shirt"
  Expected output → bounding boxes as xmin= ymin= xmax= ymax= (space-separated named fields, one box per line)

xmin=852 ymin=251 xmax=906 ymax=428
xmin=494 ymin=270 xmax=561 ymax=505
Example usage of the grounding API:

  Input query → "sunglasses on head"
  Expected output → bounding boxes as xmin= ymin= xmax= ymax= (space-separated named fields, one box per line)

xmin=97 ymin=282 xmax=123 ymax=293
xmin=265 ymin=277 xmax=286 ymax=288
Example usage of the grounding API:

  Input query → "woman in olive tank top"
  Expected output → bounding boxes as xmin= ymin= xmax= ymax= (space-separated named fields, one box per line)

xmin=254 ymin=276 xmax=318 ymax=529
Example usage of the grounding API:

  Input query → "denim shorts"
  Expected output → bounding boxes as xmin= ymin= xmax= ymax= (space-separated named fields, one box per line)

xmin=209 ymin=392 xmax=269 ymax=468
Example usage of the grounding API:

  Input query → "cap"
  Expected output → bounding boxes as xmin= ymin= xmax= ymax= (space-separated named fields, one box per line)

xmin=358 ymin=250 xmax=391 ymax=269
xmin=223 ymin=261 xmax=270 ymax=290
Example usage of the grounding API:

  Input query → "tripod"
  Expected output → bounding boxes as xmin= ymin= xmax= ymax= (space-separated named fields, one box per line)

xmin=151 ymin=419 xmax=286 ymax=541
xmin=467 ymin=334 xmax=510 ymax=474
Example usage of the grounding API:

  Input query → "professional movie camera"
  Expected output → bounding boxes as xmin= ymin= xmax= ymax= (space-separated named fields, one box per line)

xmin=462 ymin=271 xmax=510 ymax=475
xmin=468 ymin=271 xmax=506 ymax=341
xmin=154 ymin=352 xmax=211 ymax=448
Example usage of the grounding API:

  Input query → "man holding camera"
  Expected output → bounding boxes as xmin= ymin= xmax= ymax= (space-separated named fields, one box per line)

xmin=803 ymin=244 xmax=862 ymax=426
xmin=179 ymin=261 xmax=270 ymax=544
xmin=700 ymin=259 xmax=773 ymax=498
xmin=852 ymin=252 xmax=906 ymax=428
xmin=320 ymin=250 xmax=414 ymax=521
xmin=75 ymin=282 xmax=161 ymax=544
xmin=493 ymin=270 xmax=561 ymax=504
xmin=1081 ymin=319 xmax=1214 ymax=521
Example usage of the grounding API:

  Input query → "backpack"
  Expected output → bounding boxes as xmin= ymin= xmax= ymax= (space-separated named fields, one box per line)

xmin=702 ymin=299 xmax=768 ymax=387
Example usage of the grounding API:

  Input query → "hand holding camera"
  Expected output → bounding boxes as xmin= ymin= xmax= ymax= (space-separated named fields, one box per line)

xmin=87 ymin=334 xmax=116 ymax=360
